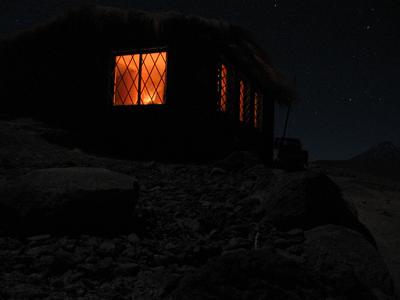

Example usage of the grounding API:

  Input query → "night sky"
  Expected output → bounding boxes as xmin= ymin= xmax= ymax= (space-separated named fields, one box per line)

xmin=1 ymin=0 xmax=399 ymax=160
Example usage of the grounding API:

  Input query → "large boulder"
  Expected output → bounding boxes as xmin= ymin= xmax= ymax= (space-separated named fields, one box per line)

xmin=304 ymin=225 xmax=395 ymax=298
xmin=0 ymin=167 xmax=139 ymax=235
xmin=258 ymin=171 xmax=377 ymax=247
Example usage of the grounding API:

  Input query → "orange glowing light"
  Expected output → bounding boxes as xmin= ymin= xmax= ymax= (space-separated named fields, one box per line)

xmin=239 ymin=80 xmax=245 ymax=122
xmin=113 ymin=51 xmax=167 ymax=106
xmin=254 ymin=92 xmax=263 ymax=129
xmin=219 ymin=64 xmax=228 ymax=112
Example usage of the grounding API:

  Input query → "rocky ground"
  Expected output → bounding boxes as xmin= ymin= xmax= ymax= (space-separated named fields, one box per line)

xmin=0 ymin=119 xmax=398 ymax=299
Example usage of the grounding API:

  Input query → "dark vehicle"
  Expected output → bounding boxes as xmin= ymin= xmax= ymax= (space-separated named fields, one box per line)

xmin=273 ymin=138 xmax=308 ymax=170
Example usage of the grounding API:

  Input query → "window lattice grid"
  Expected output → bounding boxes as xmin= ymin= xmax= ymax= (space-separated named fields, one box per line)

xmin=140 ymin=52 xmax=167 ymax=105
xmin=113 ymin=51 xmax=167 ymax=106
xmin=240 ymin=80 xmax=252 ymax=125
xmin=218 ymin=64 xmax=228 ymax=112
xmin=239 ymin=80 xmax=245 ymax=122
xmin=254 ymin=91 xmax=263 ymax=130
xmin=114 ymin=54 xmax=140 ymax=105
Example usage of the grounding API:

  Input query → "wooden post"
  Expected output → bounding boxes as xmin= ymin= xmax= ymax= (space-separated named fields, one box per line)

xmin=261 ymin=90 xmax=275 ymax=164
xmin=137 ymin=53 xmax=143 ymax=105
xmin=282 ymin=102 xmax=291 ymax=139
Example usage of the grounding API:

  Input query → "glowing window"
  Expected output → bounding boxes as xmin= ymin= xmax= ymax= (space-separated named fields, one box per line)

xmin=113 ymin=50 xmax=167 ymax=106
xmin=217 ymin=64 xmax=228 ymax=112
xmin=239 ymin=79 xmax=252 ymax=125
xmin=239 ymin=80 xmax=245 ymax=122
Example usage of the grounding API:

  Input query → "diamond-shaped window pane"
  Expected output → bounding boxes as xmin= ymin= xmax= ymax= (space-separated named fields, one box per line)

xmin=113 ymin=54 xmax=140 ymax=105
xmin=239 ymin=80 xmax=245 ymax=122
xmin=240 ymin=80 xmax=252 ymax=125
xmin=141 ymin=52 xmax=167 ymax=105
xmin=218 ymin=64 xmax=228 ymax=112
xmin=113 ymin=51 xmax=167 ymax=106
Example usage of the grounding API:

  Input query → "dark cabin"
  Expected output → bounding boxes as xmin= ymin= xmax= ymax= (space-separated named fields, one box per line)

xmin=0 ymin=6 xmax=294 ymax=162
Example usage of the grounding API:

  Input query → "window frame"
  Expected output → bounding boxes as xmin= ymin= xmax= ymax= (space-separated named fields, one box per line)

xmin=111 ymin=47 xmax=168 ymax=106
xmin=238 ymin=76 xmax=255 ymax=126
xmin=217 ymin=63 xmax=229 ymax=112
xmin=237 ymin=74 xmax=264 ymax=131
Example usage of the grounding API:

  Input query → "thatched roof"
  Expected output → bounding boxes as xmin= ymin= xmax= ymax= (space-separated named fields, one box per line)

xmin=0 ymin=5 xmax=295 ymax=104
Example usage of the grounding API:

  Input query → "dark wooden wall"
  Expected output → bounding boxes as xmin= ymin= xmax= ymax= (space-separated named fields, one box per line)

xmin=0 ymin=13 xmax=274 ymax=162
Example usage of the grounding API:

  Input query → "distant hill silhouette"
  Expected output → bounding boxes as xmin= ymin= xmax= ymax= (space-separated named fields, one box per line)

xmin=351 ymin=141 xmax=400 ymax=163
xmin=315 ymin=142 xmax=400 ymax=180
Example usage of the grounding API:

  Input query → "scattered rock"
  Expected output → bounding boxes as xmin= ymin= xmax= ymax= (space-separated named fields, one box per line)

xmin=96 ymin=257 xmax=116 ymax=278
xmin=27 ymin=273 xmax=43 ymax=284
xmin=153 ymin=254 xmax=172 ymax=266
xmin=127 ymin=233 xmax=140 ymax=243
xmin=273 ymin=238 xmax=293 ymax=248
xmin=27 ymin=234 xmax=52 ymax=242
xmin=25 ymin=245 xmax=50 ymax=257
xmin=210 ymin=167 xmax=226 ymax=176
xmin=286 ymin=228 xmax=303 ymax=236
xmin=85 ymin=237 xmax=98 ymax=248
xmin=182 ymin=219 xmax=200 ymax=232
xmin=51 ymin=249 xmax=80 ymax=273
xmin=114 ymin=263 xmax=140 ymax=276
xmin=164 ymin=242 xmax=177 ymax=251
xmin=99 ymin=240 xmax=116 ymax=254
xmin=6 ymin=283 xmax=49 ymax=299
xmin=214 ymin=151 xmax=262 ymax=172
xmin=123 ymin=246 xmax=136 ymax=258
xmin=224 ymin=237 xmax=251 ymax=251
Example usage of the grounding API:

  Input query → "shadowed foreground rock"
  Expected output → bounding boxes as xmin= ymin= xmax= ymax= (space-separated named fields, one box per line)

xmin=0 ymin=167 xmax=138 ymax=235
xmin=170 ymin=248 xmax=321 ymax=300
xmin=170 ymin=247 xmax=387 ymax=300
xmin=170 ymin=225 xmax=396 ymax=299
xmin=257 ymin=171 xmax=377 ymax=247
xmin=304 ymin=225 xmax=395 ymax=298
